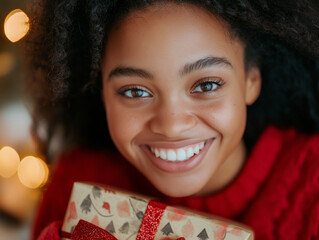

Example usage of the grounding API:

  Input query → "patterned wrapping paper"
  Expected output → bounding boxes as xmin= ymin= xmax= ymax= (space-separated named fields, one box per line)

xmin=61 ymin=182 xmax=254 ymax=240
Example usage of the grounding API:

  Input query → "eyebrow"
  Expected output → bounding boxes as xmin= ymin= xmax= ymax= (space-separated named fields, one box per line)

xmin=180 ymin=56 xmax=233 ymax=76
xmin=108 ymin=67 xmax=153 ymax=80
xmin=107 ymin=56 xmax=233 ymax=81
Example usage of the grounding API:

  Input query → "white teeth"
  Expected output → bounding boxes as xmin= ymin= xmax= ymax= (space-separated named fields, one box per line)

xmin=149 ymin=141 xmax=206 ymax=162
xmin=186 ymin=148 xmax=194 ymax=158
xmin=155 ymin=149 xmax=160 ymax=158
xmin=194 ymin=145 xmax=200 ymax=154
xmin=177 ymin=149 xmax=187 ymax=161
xmin=167 ymin=149 xmax=176 ymax=161
xmin=160 ymin=149 xmax=167 ymax=160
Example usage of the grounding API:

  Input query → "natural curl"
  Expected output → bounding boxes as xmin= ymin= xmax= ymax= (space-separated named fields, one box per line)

xmin=25 ymin=0 xmax=319 ymax=161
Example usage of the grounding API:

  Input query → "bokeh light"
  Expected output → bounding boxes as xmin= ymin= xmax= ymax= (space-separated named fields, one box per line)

xmin=17 ymin=156 xmax=49 ymax=189
xmin=0 ymin=146 xmax=20 ymax=178
xmin=4 ymin=9 xmax=29 ymax=43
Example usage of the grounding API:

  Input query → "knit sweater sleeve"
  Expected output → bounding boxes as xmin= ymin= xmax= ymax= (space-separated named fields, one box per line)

xmin=279 ymin=138 xmax=319 ymax=240
xmin=243 ymin=131 xmax=319 ymax=240
xmin=290 ymin=137 xmax=319 ymax=240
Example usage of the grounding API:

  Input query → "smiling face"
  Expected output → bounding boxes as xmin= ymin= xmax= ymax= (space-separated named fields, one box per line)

xmin=101 ymin=3 xmax=261 ymax=197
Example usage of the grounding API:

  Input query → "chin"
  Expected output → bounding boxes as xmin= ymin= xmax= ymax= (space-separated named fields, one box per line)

xmin=159 ymin=186 xmax=195 ymax=197
xmin=151 ymin=178 xmax=203 ymax=198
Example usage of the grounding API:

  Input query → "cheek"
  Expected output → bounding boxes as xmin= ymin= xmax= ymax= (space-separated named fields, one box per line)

xmin=214 ymin=84 xmax=247 ymax=138
xmin=106 ymin=105 xmax=133 ymax=145
xmin=198 ymin=97 xmax=247 ymax=140
xmin=104 ymin=96 xmax=148 ymax=150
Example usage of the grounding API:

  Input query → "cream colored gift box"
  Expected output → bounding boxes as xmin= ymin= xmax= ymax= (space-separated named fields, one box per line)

xmin=62 ymin=182 xmax=254 ymax=240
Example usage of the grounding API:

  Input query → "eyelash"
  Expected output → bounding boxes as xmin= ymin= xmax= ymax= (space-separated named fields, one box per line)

xmin=191 ymin=78 xmax=225 ymax=94
xmin=117 ymin=78 xmax=225 ymax=98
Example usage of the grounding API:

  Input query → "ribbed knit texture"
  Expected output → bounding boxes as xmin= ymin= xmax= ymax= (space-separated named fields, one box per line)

xmin=32 ymin=126 xmax=319 ymax=240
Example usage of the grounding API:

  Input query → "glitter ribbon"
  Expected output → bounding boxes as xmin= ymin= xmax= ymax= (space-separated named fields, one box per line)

xmin=61 ymin=200 xmax=185 ymax=240
xmin=136 ymin=200 xmax=166 ymax=240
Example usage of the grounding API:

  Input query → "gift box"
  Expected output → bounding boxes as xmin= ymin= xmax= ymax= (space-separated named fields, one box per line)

xmin=61 ymin=182 xmax=254 ymax=240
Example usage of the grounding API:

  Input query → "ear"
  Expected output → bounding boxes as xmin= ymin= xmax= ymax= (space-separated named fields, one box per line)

xmin=245 ymin=67 xmax=262 ymax=105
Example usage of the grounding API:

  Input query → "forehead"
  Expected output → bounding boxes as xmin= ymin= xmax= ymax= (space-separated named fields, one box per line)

xmin=103 ymin=3 xmax=245 ymax=73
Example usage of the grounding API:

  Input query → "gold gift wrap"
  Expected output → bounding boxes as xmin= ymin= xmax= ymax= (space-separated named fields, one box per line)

xmin=62 ymin=182 xmax=254 ymax=240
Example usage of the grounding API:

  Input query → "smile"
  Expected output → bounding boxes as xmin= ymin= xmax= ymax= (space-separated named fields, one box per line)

xmin=142 ymin=138 xmax=214 ymax=173
xmin=149 ymin=141 xmax=206 ymax=162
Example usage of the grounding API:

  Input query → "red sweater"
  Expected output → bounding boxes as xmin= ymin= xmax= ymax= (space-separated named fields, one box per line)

xmin=32 ymin=126 xmax=319 ymax=239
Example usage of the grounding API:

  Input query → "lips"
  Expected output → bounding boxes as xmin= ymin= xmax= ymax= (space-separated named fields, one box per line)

xmin=141 ymin=138 xmax=214 ymax=173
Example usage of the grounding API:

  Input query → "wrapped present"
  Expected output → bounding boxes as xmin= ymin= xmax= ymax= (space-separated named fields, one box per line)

xmin=61 ymin=182 xmax=254 ymax=240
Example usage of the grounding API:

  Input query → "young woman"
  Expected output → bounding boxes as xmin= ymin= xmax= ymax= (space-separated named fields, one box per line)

xmin=26 ymin=0 xmax=319 ymax=239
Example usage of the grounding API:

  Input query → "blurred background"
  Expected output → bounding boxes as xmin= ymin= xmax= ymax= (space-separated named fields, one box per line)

xmin=0 ymin=0 xmax=49 ymax=239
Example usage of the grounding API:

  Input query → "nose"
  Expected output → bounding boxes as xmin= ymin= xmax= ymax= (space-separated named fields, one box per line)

xmin=149 ymin=100 xmax=197 ymax=138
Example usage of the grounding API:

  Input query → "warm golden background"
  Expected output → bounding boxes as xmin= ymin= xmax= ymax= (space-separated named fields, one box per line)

xmin=0 ymin=0 xmax=49 ymax=239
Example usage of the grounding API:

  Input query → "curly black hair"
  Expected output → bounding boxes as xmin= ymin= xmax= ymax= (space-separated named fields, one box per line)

xmin=25 ymin=0 xmax=319 ymax=161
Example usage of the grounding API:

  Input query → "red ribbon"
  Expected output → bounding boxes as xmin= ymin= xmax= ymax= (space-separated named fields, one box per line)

xmin=61 ymin=200 xmax=185 ymax=240
xmin=136 ymin=200 xmax=166 ymax=240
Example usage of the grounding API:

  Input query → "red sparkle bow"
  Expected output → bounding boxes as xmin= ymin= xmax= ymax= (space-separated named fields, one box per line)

xmin=61 ymin=220 xmax=117 ymax=240
xmin=61 ymin=200 xmax=185 ymax=240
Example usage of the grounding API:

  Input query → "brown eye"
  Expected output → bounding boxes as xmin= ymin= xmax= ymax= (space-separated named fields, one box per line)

xmin=118 ymin=87 xmax=151 ymax=98
xmin=131 ymin=89 xmax=144 ymax=97
xmin=200 ymin=82 xmax=214 ymax=91
xmin=192 ymin=79 xmax=224 ymax=93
